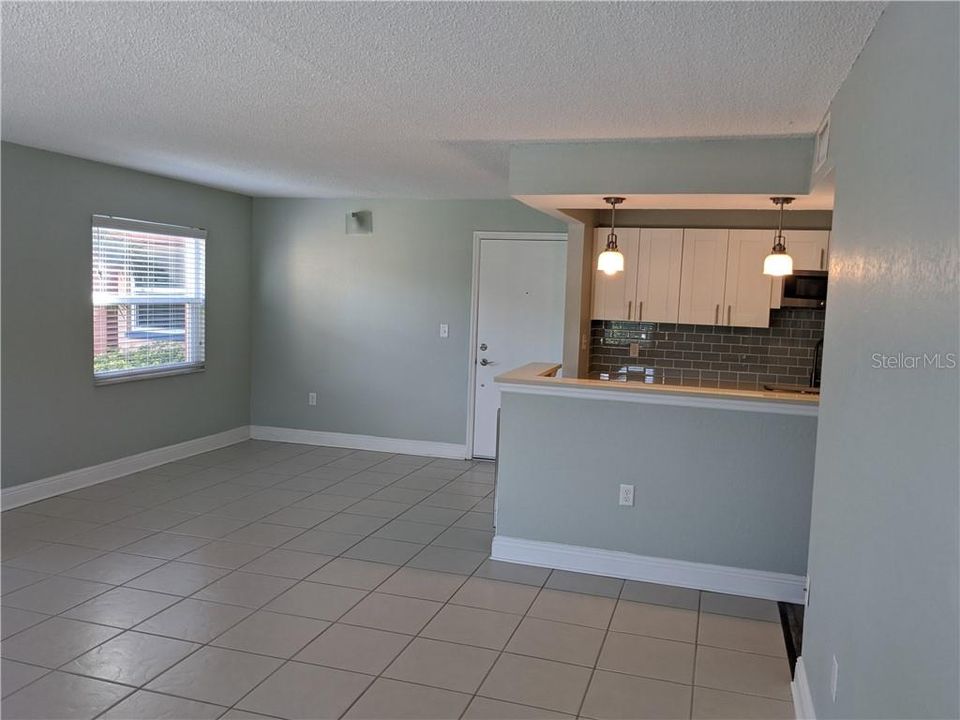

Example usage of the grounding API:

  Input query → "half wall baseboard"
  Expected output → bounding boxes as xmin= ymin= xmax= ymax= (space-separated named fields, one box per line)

xmin=792 ymin=657 xmax=817 ymax=719
xmin=249 ymin=425 xmax=468 ymax=460
xmin=491 ymin=535 xmax=807 ymax=603
xmin=1 ymin=426 xmax=251 ymax=510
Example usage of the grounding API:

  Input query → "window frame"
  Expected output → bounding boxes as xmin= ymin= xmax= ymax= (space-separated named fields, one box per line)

xmin=92 ymin=214 xmax=207 ymax=385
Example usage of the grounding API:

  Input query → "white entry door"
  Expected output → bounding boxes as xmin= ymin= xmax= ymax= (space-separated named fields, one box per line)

xmin=472 ymin=237 xmax=566 ymax=458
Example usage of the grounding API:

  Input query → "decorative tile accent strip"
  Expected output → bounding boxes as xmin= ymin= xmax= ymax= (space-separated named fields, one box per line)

xmin=589 ymin=308 xmax=825 ymax=390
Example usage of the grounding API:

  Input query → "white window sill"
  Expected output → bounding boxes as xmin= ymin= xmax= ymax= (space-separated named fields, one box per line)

xmin=94 ymin=364 xmax=205 ymax=386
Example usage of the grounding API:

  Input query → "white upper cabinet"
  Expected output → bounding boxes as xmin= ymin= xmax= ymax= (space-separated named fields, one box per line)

xmin=592 ymin=228 xmax=640 ymax=321
xmin=725 ymin=230 xmax=774 ymax=328
xmin=635 ymin=228 xmax=683 ymax=323
xmin=678 ymin=229 xmax=729 ymax=325
xmin=592 ymin=228 xmax=683 ymax=322
xmin=787 ymin=230 xmax=830 ymax=270
xmin=769 ymin=230 xmax=831 ymax=308
xmin=594 ymin=225 xmax=830 ymax=327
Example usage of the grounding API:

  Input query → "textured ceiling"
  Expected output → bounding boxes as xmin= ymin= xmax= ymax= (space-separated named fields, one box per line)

xmin=1 ymin=2 xmax=884 ymax=198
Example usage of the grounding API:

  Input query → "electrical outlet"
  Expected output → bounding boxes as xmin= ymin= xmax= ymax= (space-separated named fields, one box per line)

xmin=308 ymin=392 xmax=317 ymax=406
xmin=619 ymin=484 xmax=634 ymax=507
xmin=581 ymin=334 xmax=589 ymax=351
xmin=439 ymin=323 xmax=449 ymax=339
xmin=830 ymin=655 xmax=839 ymax=702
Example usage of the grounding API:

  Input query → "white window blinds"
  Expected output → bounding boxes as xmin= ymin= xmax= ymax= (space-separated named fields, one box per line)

xmin=92 ymin=215 xmax=206 ymax=382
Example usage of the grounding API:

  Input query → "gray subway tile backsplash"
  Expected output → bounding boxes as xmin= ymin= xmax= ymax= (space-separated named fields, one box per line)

xmin=588 ymin=308 xmax=825 ymax=390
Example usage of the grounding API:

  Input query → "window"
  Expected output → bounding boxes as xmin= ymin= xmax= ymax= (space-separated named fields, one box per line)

xmin=92 ymin=215 xmax=205 ymax=383
xmin=134 ymin=304 xmax=186 ymax=332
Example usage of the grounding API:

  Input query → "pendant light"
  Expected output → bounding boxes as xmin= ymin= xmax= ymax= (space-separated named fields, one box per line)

xmin=597 ymin=196 xmax=626 ymax=275
xmin=763 ymin=196 xmax=795 ymax=276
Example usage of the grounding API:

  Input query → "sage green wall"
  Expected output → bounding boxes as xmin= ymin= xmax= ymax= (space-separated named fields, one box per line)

xmin=558 ymin=210 xmax=595 ymax=376
xmin=496 ymin=392 xmax=817 ymax=575
xmin=249 ymin=199 xmax=564 ymax=445
xmin=509 ymin=137 xmax=815 ymax=196
xmin=1 ymin=143 xmax=253 ymax=488
xmin=802 ymin=4 xmax=959 ymax=718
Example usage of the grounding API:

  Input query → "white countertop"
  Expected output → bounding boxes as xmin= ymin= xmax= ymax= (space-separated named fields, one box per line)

xmin=495 ymin=363 xmax=819 ymax=416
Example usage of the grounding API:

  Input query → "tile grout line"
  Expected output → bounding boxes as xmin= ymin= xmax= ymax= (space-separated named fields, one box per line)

xmin=78 ymin=445 xmax=423 ymax=718
xmin=1 ymin=446 xmax=438 ymax=714
xmin=5 ymin=441 xmax=788 ymax=718
xmin=221 ymin=555 xmax=474 ymax=719
xmin=690 ymin=588 xmax=703 ymax=719
xmin=213 ymin=451 xmax=483 ymax=718
xmin=574 ymin=576 xmax=623 ymax=719
xmin=454 ymin=568 xmax=552 ymax=719
xmin=55 ymin=596 xmax=774 ymax=701
xmin=325 ymin=441 xmax=486 ymax=719
xmin=328 ymin=574 xmax=473 ymax=720
xmin=69 ymin=575 xmax=310 ymax=718
xmin=6 ymin=466 xmax=484 ymax=592
xmin=144 ymin=445 xmax=480 ymax=718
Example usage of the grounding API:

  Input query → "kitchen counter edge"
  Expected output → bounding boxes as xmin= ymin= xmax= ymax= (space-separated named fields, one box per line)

xmin=495 ymin=363 xmax=819 ymax=417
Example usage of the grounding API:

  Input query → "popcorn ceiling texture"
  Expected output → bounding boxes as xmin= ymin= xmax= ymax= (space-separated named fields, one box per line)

xmin=1 ymin=2 xmax=883 ymax=197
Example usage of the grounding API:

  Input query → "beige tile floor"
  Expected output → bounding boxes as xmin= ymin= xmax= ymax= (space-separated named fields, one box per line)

xmin=0 ymin=440 xmax=794 ymax=719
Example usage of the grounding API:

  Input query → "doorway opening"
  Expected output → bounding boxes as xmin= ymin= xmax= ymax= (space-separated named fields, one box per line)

xmin=466 ymin=232 xmax=567 ymax=459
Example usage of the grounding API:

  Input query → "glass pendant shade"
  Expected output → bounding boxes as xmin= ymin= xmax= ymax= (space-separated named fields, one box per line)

xmin=763 ymin=249 xmax=794 ymax=276
xmin=598 ymin=248 xmax=625 ymax=275
xmin=599 ymin=197 xmax=626 ymax=276
xmin=764 ymin=197 xmax=796 ymax=277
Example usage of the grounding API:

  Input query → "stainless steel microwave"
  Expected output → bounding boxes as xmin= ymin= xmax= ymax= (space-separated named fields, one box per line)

xmin=781 ymin=270 xmax=828 ymax=308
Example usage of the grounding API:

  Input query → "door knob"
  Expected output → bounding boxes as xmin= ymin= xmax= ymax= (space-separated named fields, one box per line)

xmin=480 ymin=358 xmax=495 ymax=366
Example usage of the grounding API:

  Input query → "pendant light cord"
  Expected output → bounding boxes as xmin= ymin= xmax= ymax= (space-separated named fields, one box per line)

xmin=775 ymin=199 xmax=785 ymax=250
xmin=609 ymin=201 xmax=617 ymax=249
xmin=771 ymin=196 xmax=793 ymax=252
xmin=604 ymin=196 xmax=624 ymax=251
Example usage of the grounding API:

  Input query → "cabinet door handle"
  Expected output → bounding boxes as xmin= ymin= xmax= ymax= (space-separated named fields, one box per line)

xmin=638 ymin=301 xmax=643 ymax=321
xmin=820 ymin=248 xmax=826 ymax=269
xmin=715 ymin=304 xmax=720 ymax=324
xmin=627 ymin=300 xmax=632 ymax=320
xmin=727 ymin=305 xmax=732 ymax=325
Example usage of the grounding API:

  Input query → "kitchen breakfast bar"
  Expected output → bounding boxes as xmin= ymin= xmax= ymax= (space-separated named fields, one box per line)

xmin=491 ymin=363 xmax=818 ymax=602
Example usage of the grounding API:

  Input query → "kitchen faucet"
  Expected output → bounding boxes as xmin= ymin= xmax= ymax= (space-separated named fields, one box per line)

xmin=809 ymin=338 xmax=824 ymax=388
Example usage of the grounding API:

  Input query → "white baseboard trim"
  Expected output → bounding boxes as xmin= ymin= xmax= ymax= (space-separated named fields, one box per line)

xmin=1 ymin=426 xmax=251 ymax=510
xmin=249 ymin=425 xmax=468 ymax=460
xmin=792 ymin=657 xmax=816 ymax=719
xmin=491 ymin=535 xmax=807 ymax=603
